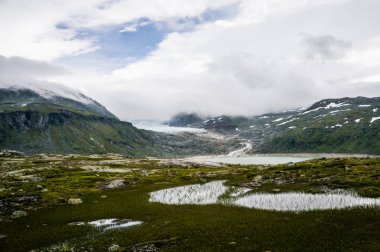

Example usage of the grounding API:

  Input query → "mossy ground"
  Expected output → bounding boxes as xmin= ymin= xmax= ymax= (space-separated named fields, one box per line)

xmin=0 ymin=155 xmax=379 ymax=251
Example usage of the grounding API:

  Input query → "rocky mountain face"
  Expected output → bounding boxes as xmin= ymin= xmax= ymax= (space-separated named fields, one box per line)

xmin=169 ymin=97 xmax=380 ymax=154
xmin=166 ymin=112 xmax=204 ymax=127
xmin=0 ymin=88 xmax=230 ymax=157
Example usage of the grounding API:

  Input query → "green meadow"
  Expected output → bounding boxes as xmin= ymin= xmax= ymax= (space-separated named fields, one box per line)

xmin=0 ymin=155 xmax=379 ymax=251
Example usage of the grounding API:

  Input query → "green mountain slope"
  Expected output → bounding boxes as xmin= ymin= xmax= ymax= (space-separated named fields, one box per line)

xmin=258 ymin=97 xmax=380 ymax=154
xmin=0 ymin=88 xmax=117 ymax=119
xmin=0 ymin=88 xmax=229 ymax=156
xmin=169 ymin=97 xmax=380 ymax=154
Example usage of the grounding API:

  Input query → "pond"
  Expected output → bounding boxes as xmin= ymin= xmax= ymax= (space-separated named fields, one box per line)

xmin=69 ymin=218 xmax=142 ymax=231
xmin=149 ymin=181 xmax=380 ymax=212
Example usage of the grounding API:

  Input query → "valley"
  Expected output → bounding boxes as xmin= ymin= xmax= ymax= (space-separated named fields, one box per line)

xmin=0 ymin=88 xmax=379 ymax=251
xmin=0 ymin=153 xmax=379 ymax=251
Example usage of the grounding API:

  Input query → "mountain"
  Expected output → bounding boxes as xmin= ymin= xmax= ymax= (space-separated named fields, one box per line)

xmin=0 ymin=88 xmax=117 ymax=119
xmin=258 ymin=97 xmax=380 ymax=154
xmin=3 ymin=87 xmax=379 ymax=156
xmin=0 ymin=88 xmax=230 ymax=157
xmin=166 ymin=112 xmax=204 ymax=127
xmin=168 ymin=97 xmax=380 ymax=154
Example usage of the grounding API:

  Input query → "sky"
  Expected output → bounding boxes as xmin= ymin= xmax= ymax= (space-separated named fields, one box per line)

xmin=1 ymin=0 xmax=380 ymax=121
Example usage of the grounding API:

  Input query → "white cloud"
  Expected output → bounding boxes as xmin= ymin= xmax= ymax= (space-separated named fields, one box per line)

xmin=2 ymin=0 xmax=380 ymax=121
xmin=302 ymin=34 xmax=352 ymax=60
xmin=0 ymin=55 xmax=68 ymax=83
xmin=0 ymin=0 xmax=238 ymax=61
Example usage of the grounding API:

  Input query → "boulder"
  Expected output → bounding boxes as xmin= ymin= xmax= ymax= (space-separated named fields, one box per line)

xmin=11 ymin=210 xmax=27 ymax=218
xmin=68 ymin=198 xmax=83 ymax=205
xmin=102 ymin=179 xmax=125 ymax=189
xmin=108 ymin=244 xmax=120 ymax=251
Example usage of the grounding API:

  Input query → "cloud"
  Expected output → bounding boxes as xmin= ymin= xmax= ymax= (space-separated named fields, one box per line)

xmin=0 ymin=55 xmax=92 ymax=103
xmin=0 ymin=55 xmax=68 ymax=83
xmin=302 ymin=34 xmax=352 ymax=60
xmin=0 ymin=0 xmax=238 ymax=61
xmin=2 ymin=0 xmax=380 ymax=121
xmin=61 ymin=0 xmax=379 ymax=121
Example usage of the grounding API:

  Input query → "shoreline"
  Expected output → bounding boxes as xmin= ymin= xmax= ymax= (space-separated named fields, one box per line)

xmin=182 ymin=152 xmax=379 ymax=160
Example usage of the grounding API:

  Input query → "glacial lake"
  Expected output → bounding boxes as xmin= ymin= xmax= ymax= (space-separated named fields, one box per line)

xmin=133 ymin=122 xmax=206 ymax=133
xmin=149 ymin=181 xmax=380 ymax=212
xmin=187 ymin=155 xmax=313 ymax=165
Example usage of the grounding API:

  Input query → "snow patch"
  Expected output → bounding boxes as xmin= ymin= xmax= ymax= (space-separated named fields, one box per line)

xmin=370 ymin=117 xmax=380 ymax=123
xmin=330 ymin=109 xmax=351 ymax=114
xmin=277 ymin=118 xmax=297 ymax=126
xmin=302 ymin=102 xmax=350 ymax=114
xmin=272 ymin=118 xmax=284 ymax=122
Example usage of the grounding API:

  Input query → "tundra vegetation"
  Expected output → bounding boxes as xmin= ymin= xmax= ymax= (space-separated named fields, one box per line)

xmin=0 ymin=152 xmax=379 ymax=251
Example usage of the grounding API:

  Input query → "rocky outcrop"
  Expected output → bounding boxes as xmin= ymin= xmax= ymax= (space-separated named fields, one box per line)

xmin=68 ymin=198 xmax=83 ymax=205
xmin=11 ymin=210 xmax=27 ymax=218
xmin=102 ymin=179 xmax=126 ymax=189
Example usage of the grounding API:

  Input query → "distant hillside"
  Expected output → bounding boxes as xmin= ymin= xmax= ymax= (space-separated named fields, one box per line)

xmin=166 ymin=112 xmax=204 ymax=127
xmin=258 ymin=97 xmax=380 ymax=154
xmin=2 ymin=88 xmax=379 ymax=155
xmin=0 ymin=88 xmax=230 ymax=156
xmin=170 ymin=97 xmax=380 ymax=154
xmin=0 ymin=88 xmax=117 ymax=119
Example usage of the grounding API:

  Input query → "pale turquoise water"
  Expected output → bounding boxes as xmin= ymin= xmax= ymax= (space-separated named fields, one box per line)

xmin=189 ymin=155 xmax=313 ymax=165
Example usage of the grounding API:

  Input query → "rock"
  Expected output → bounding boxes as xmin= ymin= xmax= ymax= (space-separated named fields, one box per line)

xmin=101 ymin=195 xmax=108 ymax=198
xmin=133 ymin=244 xmax=157 ymax=252
xmin=102 ymin=179 xmax=125 ymax=189
xmin=253 ymin=175 xmax=263 ymax=182
xmin=36 ymin=185 xmax=43 ymax=190
xmin=41 ymin=189 xmax=49 ymax=193
xmin=0 ymin=234 xmax=6 ymax=239
xmin=0 ymin=188 xmax=6 ymax=192
xmin=68 ymin=198 xmax=83 ymax=205
xmin=11 ymin=210 xmax=27 ymax=218
xmin=108 ymin=244 xmax=120 ymax=251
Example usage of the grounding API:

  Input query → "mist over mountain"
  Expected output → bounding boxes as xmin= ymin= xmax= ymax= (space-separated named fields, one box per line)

xmin=0 ymin=87 xmax=232 ymax=156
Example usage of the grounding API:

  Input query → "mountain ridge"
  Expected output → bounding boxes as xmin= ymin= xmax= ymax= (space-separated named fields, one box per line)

xmin=168 ymin=96 xmax=380 ymax=154
xmin=0 ymin=87 xmax=231 ymax=157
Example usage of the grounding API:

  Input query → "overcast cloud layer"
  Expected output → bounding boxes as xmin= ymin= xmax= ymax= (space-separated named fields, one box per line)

xmin=1 ymin=0 xmax=380 ymax=121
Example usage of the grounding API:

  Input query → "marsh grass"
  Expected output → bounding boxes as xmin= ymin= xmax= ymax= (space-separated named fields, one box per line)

xmin=0 ymin=156 xmax=379 ymax=251
xmin=1 ymin=184 xmax=379 ymax=251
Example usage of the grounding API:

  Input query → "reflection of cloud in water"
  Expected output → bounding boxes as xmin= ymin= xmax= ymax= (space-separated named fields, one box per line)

xmin=69 ymin=218 xmax=142 ymax=230
xmin=149 ymin=181 xmax=228 ymax=205
xmin=234 ymin=192 xmax=380 ymax=211
xmin=149 ymin=181 xmax=380 ymax=212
